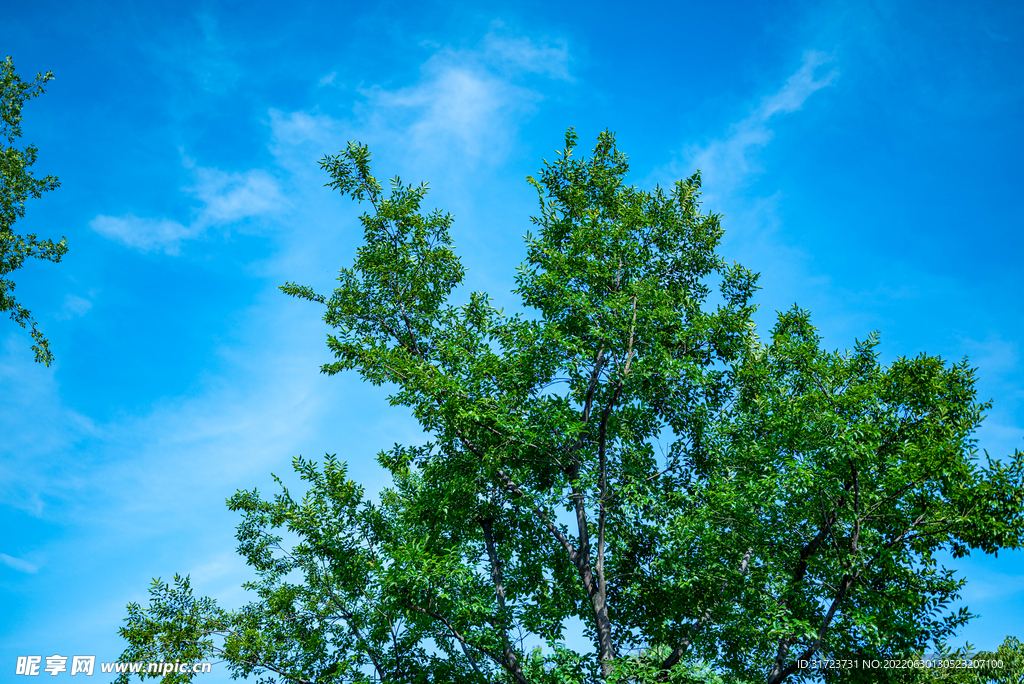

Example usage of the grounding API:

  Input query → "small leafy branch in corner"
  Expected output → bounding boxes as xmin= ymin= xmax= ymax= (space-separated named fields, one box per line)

xmin=1 ymin=55 xmax=66 ymax=365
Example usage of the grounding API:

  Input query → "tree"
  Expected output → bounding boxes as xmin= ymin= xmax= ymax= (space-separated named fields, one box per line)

xmin=1 ymin=55 xmax=66 ymax=365
xmin=118 ymin=130 xmax=1024 ymax=683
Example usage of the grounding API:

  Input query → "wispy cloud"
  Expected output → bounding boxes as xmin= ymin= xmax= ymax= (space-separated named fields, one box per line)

xmin=0 ymin=553 xmax=38 ymax=574
xmin=90 ymin=215 xmax=197 ymax=254
xmin=679 ymin=50 xmax=838 ymax=193
xmin=0 ymin=291 xmax=416 ymax=526
xmin=647 ymin=50 xmax=842 ymax=345
xmin=482 ymin=29 xmax=572 ymax=81
xmin=271 ymin=29 xmax=573 ymax=175
xmin=758 ymin=51 xmax=838 ymax=119
xmin=90 ymin=167 xmax=284 ymax=254
xmin=191 ymin=168 xmax=283 ymax=225
xmin=56 ymin=294 xmax=93 ymax=321
xmin=4 ymin=32 xmax=575 ymax=663
xmin=361 ymin=62 xmax=538 ymax=162
xmin=0 ymin=335 xmax=101 ymax=516
xmin=93 ymin=28 xmax=568 ymax=257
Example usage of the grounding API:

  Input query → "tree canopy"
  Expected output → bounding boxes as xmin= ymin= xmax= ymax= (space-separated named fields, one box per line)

xmin=1 ymin=55 xmax=65 ymax=365
xmin=118 ymin=130 xmax=1024 ymax=683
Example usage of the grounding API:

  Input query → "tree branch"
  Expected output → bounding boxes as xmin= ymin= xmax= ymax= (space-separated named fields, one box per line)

xmin=480 ymin=518 xmax=530 ymax=684
xmin=662 ymin=547 xmax=754 ymax=671
xmin=406 ymin=603 xmax=501 ymax=683
xmin=494 ymin=468 xmax=579 ymax=566
xmin=766 ymin=509 xmax=932 ymax=683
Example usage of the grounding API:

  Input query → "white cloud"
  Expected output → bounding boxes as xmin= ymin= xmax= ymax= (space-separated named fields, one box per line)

xmin=93 ymin=29 xmax=564 ymax=257
xmin=90 ymin=215 xmax=197 ymax=255
xmin=363 ymin=63 xmax=537 ymax=162
xmin=266 ymin=109 xmax=343 ymax=152
xmin=482 ymin=31 xmax=571 ymax=81
xmin=651 ymin=50 xmax=838 ymax=252
xmin=56 ymin=294 xmax=93 ymax=320
xmin=269 ymin=30 xmax=572 ymax=178
xmin=0 ymin=553 xmax=38 ymax=574
xmin=383 ymin=30 xmax=570 ymax=157
xmin=644 ymin=50 xmax=842 ymax=348
xmin=90 ymin=167 xmax=284 ymax=254
xmin=192 ymin=168 xmax=283 ymax=225
xmin=757 ymin=50 xmax=838 ymax=119
xmin=69 ymin=28 xmax=575 ymax=523
xmin=674 ymin=50 xmax=838 ymax=195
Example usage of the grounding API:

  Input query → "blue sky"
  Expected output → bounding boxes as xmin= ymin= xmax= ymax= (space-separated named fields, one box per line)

xmin=2 ymin=0 xmax=1022 ymax=677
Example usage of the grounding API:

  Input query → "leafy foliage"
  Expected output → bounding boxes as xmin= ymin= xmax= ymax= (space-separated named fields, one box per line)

xmin=0 ymin=55 xmax=66 ymax=365
xmin=118 ymin=131 xmax=1024 ymax=683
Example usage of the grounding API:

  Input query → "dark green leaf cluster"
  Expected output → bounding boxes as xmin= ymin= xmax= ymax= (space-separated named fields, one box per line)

xmin=119 ymin=131 xmax=1024 ymax=684
xmin=1 ymin=56 xmax=66 ymax=365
